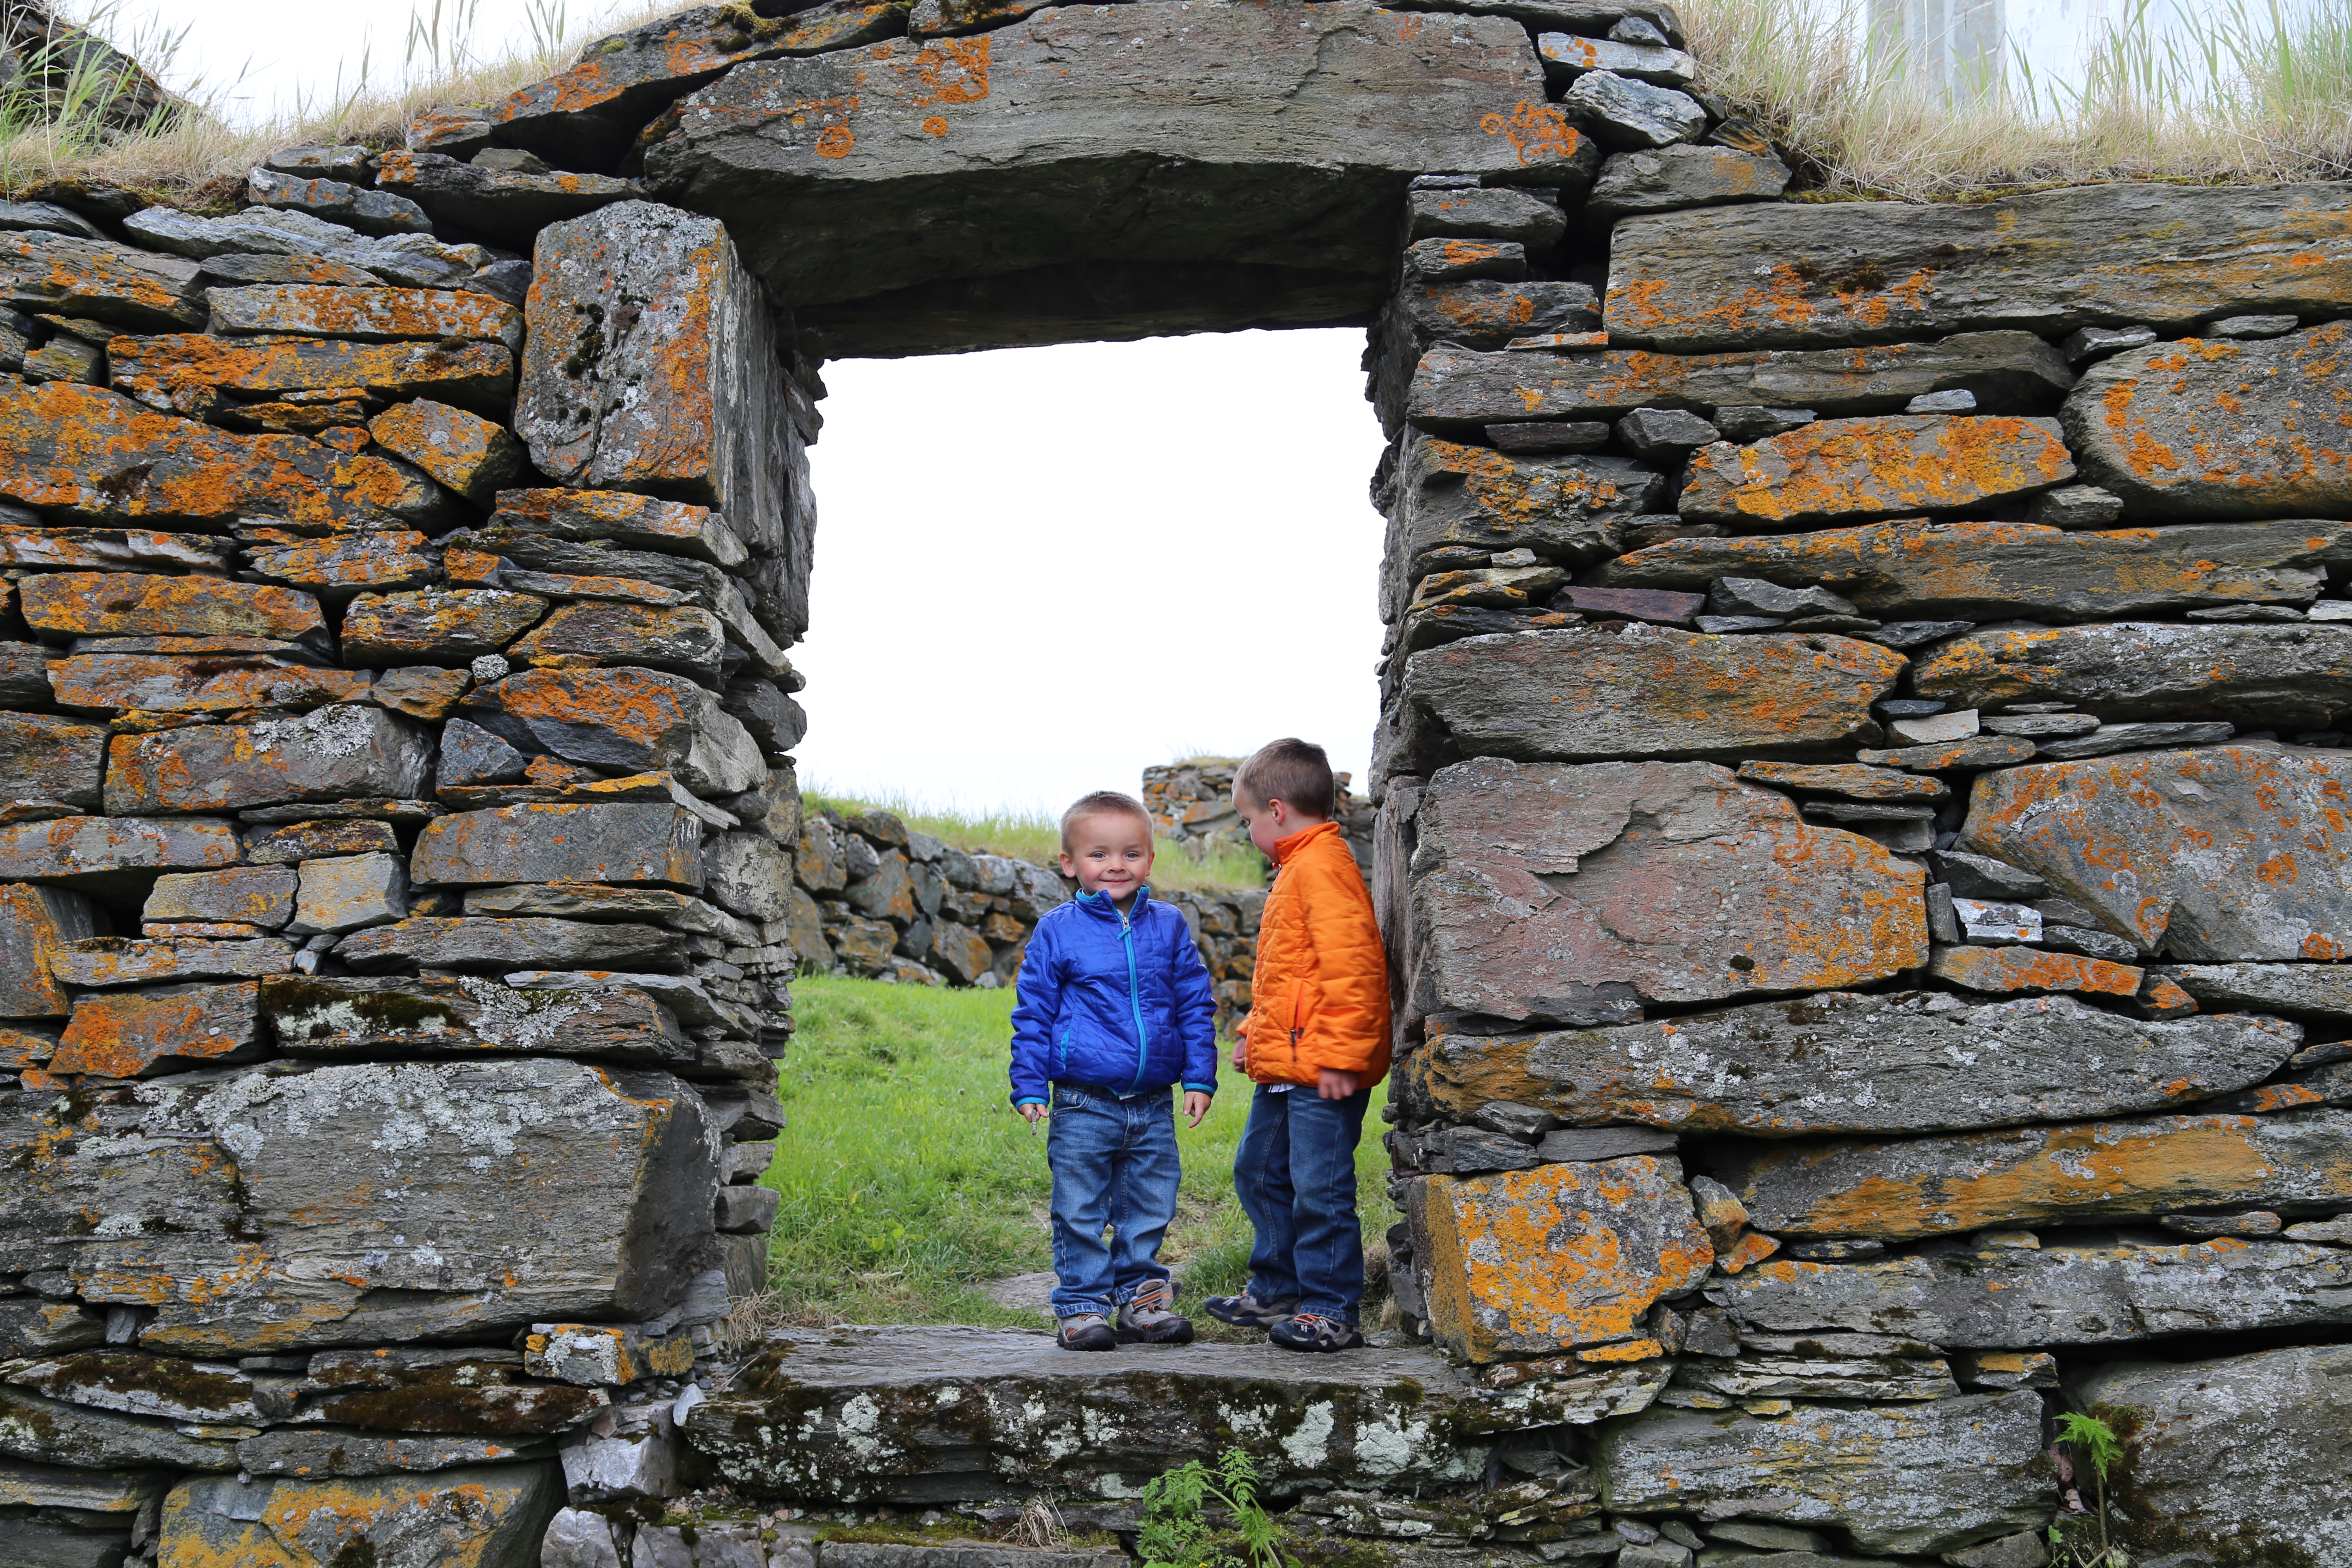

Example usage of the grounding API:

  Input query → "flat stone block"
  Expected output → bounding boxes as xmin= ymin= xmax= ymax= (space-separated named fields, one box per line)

xmin=1409 ymin=1156 xmax=1710 ymax=1361
xmin=1929 ymin=943 xmax=2143 ymax=998
xmin=156 ymin=1464 xmax=560 ymax=1567
xmin=21 ymin=570 xmax=322 ymax=641
xmin=0 ymin=882 xmax=93 ymax=1017
xmin=2162 ymin=962 xmax=2352 ymax=1018
xmin=1678 ymin=416 xmax=2074 ymax=528
xmin=1403 ymin=624 xmax=1902 ymax=766
xmin=47 ymin=653 xmax=371 ymax=714
xmin=0 ymin=1058 xmax=717 ymax=1352
xmin=1711 ymin=1106 xmax=2352 ymax=1241
xmin=1604 ymin=183 xmax=2352 ymax=352
xmin=334 ymin=916 xmax=683 ymax=976
xmin=1409 ymin=331 xmax=2073 ymax=431
xmin=2069 ymin=1346 xmax=2352 ymax=1563
xmin=0 ymin=816 xmax=240 ymax=886
xmin=2067 ymin=320 xmax=2352 ymax=518
xmin=1406 ymin=758 xmax=1924 ymax=1020
xmin=341 ymin=588 xmax=547 ymax=666
xmin=260 ymin=974 xmax=692 ymax=1064
xmin=52 ymin=937 xmax=293 ymax=986
xmin=1916 ymin=623 xmax=2352 ymax=729
xmin=288 ymin=852 xmax=410 ymax=936
xmin=686 ymin=1326 xmax=1559 ymax=1502
xmin=110 ymin=332 xmax=512 ymax=412
xmin=1397 ymin=992 xmax=2295 ymax=1136
xmin=51 ymin=981 xmax=262 ymax=1077
xmin=0 ymin=230 xmax=205 ymax=329
xmin=1960 ymin=744 xmax=2352 ymax=961
xmin=1596 ymin=517 xmax=2352 ymax=622
xmin=463 ymin=668 xmax=764 ymax=796
xmin=104 ymin=704 xmax=432 ymax=814
xmin=410 ymin=803 xmax=704 ymax=889
xmin=1595 ymin=1393 xmax=2051 ymax=1555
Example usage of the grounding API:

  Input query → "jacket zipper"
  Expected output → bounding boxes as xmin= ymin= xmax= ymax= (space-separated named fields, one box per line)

xmin=1120 ymin=897 xmax=1151 ymax=1093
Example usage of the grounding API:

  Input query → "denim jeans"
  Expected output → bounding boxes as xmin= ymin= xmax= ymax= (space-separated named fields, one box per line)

xmin=1044 ymin=1083 xmax=1181 ymax=1318
xmin=1232 ymin=1084 xmax=1371 ymax=1323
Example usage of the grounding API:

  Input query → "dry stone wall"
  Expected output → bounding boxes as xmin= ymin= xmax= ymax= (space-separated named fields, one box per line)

xmin=0 ymin=0 xmax=2343 ymax=1563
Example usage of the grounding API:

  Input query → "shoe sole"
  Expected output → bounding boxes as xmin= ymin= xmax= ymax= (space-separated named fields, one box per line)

xmin=1271 ymin=1333 xmax=1364 ymax=1353
xmin=1115 ymin=1324 xmax=1197 ymax=1345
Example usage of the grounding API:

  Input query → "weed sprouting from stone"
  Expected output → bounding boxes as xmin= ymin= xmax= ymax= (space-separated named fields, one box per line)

xmin=1137 ymin=1449 xmax=1299 ymax=1568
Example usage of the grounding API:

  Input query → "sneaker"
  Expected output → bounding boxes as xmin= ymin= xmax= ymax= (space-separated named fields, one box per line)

xmin=1116 ymin=1280 xmax=1194 ymax=1345
xmin=1056 ymin=1313 xmax=1117 ymax=1351
xmin=1269 ymin=1312 xmax=1364 ymax=1352
xmin=1204 ymin=1291 xmax=1299 ymax=1329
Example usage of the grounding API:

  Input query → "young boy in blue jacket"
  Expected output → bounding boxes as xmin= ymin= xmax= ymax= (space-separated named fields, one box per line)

xmin=1010 ymin=790 xmax=1219 ymax=1351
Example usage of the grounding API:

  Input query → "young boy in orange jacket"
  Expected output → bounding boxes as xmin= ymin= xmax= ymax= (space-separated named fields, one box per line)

xmin=1204 ymin=738 xmax=1391 ymax=1351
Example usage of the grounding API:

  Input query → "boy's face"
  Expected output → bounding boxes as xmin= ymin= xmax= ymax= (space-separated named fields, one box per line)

xmin=1060 ymin=810 xmax=1155 ymax=903
xmin=1234 ymin=788 xmax=1286 ymax=859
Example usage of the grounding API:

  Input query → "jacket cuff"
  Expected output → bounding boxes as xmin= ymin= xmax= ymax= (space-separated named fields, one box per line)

xmin=1182 ymin=1082 xmax=1216 ymax=1095
xmin=1012 ymin=1096 xmax=1047 ymax=1107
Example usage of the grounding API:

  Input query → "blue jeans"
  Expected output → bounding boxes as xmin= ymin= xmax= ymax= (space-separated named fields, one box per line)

xmin=1045 ymin=1084 xmax=1181 ymax=1318
xmin=1233 ymin=1084 xmax=1371 ymax=1323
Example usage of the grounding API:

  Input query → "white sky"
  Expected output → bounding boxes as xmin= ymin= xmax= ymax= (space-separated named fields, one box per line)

xmin=102 ymin=0 xmax=2273 ymax=812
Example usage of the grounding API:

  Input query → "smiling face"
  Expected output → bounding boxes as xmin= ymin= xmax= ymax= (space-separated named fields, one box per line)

xmin=1059 ymin=808 xmax=1156 ymax=903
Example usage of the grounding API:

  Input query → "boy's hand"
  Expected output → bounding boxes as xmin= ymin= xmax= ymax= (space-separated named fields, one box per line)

xmin=1020 ymin=1102 xmax=1048 ymax=1128
xmin=1182 ymin=1090 xmax=1212 ymax=1127
xmin=1230 ymin=1040 xmax=1247 ymax=1071
xmin=1317 ymin=1067 xmax=1360 ymax=1100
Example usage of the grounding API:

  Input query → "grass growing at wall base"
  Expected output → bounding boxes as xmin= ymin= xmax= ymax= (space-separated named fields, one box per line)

xmin=751 ymin=975 xmax=1396 ymax=1334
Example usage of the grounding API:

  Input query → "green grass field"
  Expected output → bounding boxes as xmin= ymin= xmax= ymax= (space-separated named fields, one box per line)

xmin=753 ymin=976 xmax=1396 ymax=1335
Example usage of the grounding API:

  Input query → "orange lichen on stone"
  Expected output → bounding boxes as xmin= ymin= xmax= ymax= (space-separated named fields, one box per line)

xmin=48 ymin=655 xmax=371 ymax=714
xmin=21 ymin=572 xmax=324 ymax=640
xmin=1410 ymin=1156 xmax=1713 ymax=1362
xmin=1930 ymin=943 xmax=2144 ymax=998
xmin=110 ymin=334 xmax=513 ymax=405
xmin=1680 ymin=415 xmax=2076 ymax=527
xmin=1721 ymin=1109 xmax=2352 ymax=1240
xmin=1714 ymin=1231 xmax=1782 ymax=1274
xmin=209 ymin=285 xmax=522 ymax=348
xmin=1479 ymin=99 xmax=1582 ymax=166
xmin=51 ymin=983 xmax=260 ymax=1078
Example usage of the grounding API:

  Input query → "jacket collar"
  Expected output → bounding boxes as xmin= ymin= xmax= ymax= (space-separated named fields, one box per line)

xmin=1271 ymin=820 xmax=1341 ymax=867
xmin=1072 ymin=885 xmax=1154 ymax=921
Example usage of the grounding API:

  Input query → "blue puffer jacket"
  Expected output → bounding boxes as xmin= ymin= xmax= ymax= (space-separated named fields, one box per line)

xmin=1008 ymin=888 xmax=1218 ymax=1106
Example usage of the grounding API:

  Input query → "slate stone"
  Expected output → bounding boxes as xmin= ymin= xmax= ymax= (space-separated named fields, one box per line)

xmin=0 ymin=1058 xmax=716 ymax=1351
xmin=1403 ymin=758 xmax=1924 ymax=1023
xmin=410 ymin=803 xmax=705 ymax=889
xmin=1617 ymin=406 xmax=1718 ymax=456
xmin=0 ymin=381 xmax=439 ymax=527
xmin=2034 ymin=720 xmax=2240 ymax=759
xmin=1678 ymin=416 xmax=2075 ymax=527
xmin=1712 ymin=1107 xmax=2352 ymax=1240
xmin=1734 ymin=762 xmax=1945 ymax=800
xmin=0 ymin=883 xmax=93 ymax=1017
xmin=0 ymin=230 xmax=205 ymax=330
xmin=238 ymin=1426 xmax=555 ymax=1476
xmin=1406 ymin=188 xmax=1565 ymax=249
xmin=373 ymin=151 xmax=643 ymax=245
xmin=517 ymin=202 xmax=796 ymax=564
xmin=1605 ymin=183 xmax=2352 ymax=352
xmin=109 ymin=333 xmax=514 ymax=414
xmin=122 ymin=203 xmax=363 ymax=260
xmin=46 ymin=653 xmax=372 ymax=714
xmin=438 ymin=717 xmax=527 ymax=789
xmin=494 ymin=483 xmax=745 ymax=564
xmin=687 ymin=1325 xmax=1575 ymax=1503
xmin=1403 ymin=624 xmax=1902 ymax=766
xmin=288 ymin=853 xmax=411 ymax=937
xmin=1561 ymin=70 xmax=1705 ymax=148
xmin=0 ymin=711 xmax=99 ymax=812
xmin=1596 ymin=518 xmax=2351 ymax=622
xmin=2069 ymin=1346 xmax=2352 ymax=1563
xmin=1397 ymin=992 xmax=2294 ymax=1135
xmin=366 ymin=398 xmax=528 ymax=505
xmin=52 ymin=937 xmax=294 ymax=986
xmin=261 ymin=974 xmax=692 ymax=1064
xmin=1915 ymin=623 xmax=2352 ymax=729
xmin=342 ymin=588 xmax=546 ymax=666
xmin=156 ymin=1466 xmax=560 ymax=1567
xmin=1960 ymin=744 xmax=2352 ymax=960
xmin=0 ymin=1384 xmax=237 ymax=1470
xmin=21 ymin=570 xmax=322 ymax=641
xmin=1407 ymin=1156 xmax=1708 ymax=1360
xmin=703 ymin=831 xmax=795 ymax=925
xmin=0 ymin=816 xmax=240 ymax=887
xmin=246 ymin=166 xmax=432 ymax=236
xmin=2065 ymin=318 xmax=2352 ymax=517
xmin=1403 ymin=237 xmax=1527 ymax=282
xmin=1929 ymin=943 xmax=2144 ymax=999
xmin=335 ymin=916 xmax=682 ymax=975
xmin=1595 ymin=1393 xmax=2050 ymax=1555
xmin=2162 ymin=962 xmax=2352 ymax=1018
xmin=1391 ymin=278 xmax=1600 ymax=350
xmin=1406 ymin=334 xmax=2080 ymax=432
xmin=1537 ymin=32 xmax=1696 ymax=87
xmin=1381 ymin=437 xmax=1657 ymax=618
xmin=1669 ymin=1332 xmax=1959 ymax=1402
xmin=509 ymin=602 xmax=727 ymax=683
xmin=50 ymin=982 xmax=263 ymax=1077
xmin=463 ymin=668 xmax=766 ymax=796
xmin=104 ymin=704 xmax=433 ymax=815
xmin=644 ymin=3 xmax=1563 ymax=324
xmin=211 ymin=285 xmax=518 ymax=352
xmin=246 ymin=819 xmax=400 ymax=865
xmin=1586 ymin=143 xmax=1787 ymax=226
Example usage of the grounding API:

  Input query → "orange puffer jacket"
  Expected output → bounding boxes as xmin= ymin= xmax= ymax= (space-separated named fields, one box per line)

xmin=1238 ymin=821 xmax=1393 ymax=1088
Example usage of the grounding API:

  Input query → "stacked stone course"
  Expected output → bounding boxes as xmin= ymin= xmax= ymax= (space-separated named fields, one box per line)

xmin=0 ymin=0 xmax=2345 ymax=1562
